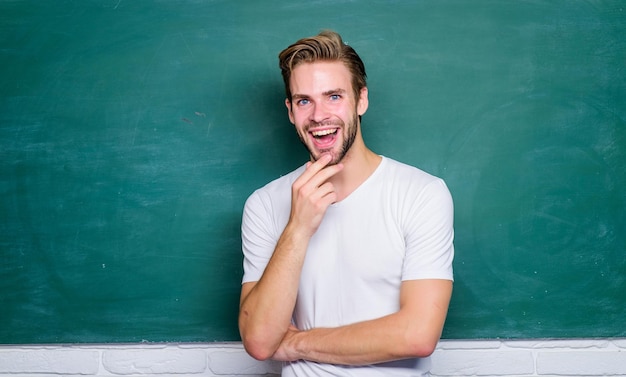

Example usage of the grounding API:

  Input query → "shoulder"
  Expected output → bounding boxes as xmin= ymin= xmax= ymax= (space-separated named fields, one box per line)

xmin=380 ymin=156 xmax=447 ymax=190
xmin=377 ymin=156 xmax=453 ymax=211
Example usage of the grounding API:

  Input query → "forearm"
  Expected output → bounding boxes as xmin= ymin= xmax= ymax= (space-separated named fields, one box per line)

xmin=239 ymin=224 xmax=309 ymax=360
xmin=277 ymin=279 xmax=452 ymax=365
xmin=239 ymin=156 xmax=347 ymax=360
xmin=282 ymin=312 xmax=434 ymax=365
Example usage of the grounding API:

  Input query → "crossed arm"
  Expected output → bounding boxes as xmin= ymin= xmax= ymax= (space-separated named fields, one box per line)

xmin=240 ymin=276 xmax=452 ymax=365
xmin=238 ymin=155 xmax=453 ymax=365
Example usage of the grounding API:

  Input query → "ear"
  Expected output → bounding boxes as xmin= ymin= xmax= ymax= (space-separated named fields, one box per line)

xmin=357 ymin=87 xmax=369 ymax=116
xmin=285 ymin=98 xmax=295 ymax=124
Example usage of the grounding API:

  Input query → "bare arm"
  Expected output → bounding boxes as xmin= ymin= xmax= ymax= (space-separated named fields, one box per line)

xmin=272 ymin=279 xmax=452 ymax=365
xmin=238 ymin=227 xmax=308 ymax=361
xmin=239 ymin=154 xmax=343 ymax=360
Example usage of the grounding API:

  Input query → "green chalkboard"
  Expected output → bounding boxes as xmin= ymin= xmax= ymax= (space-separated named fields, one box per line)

xmin=1 ymin=1 xmax=625 ymax=343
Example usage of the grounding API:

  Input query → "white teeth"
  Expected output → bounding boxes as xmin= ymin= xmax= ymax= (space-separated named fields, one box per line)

xmin=312 ymin=129 xmax=337 ymax=137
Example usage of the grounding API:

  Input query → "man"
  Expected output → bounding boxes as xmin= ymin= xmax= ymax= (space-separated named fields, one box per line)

xmin=239 ymin=30 xmax=454 ymax=376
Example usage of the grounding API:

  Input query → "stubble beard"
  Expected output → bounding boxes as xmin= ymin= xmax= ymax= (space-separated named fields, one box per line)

xmin=298 ymin=113 xmax=359 ymax=166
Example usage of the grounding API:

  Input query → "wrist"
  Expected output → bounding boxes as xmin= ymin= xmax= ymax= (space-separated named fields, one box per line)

xmin=283 ymin=221 xmax=314 ymax=245
xmin=289 ymin=328 xmax=308 ymax=361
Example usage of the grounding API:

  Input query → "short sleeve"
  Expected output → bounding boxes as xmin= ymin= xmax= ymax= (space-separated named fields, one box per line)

xmin=401 ymin=178 xmax=454 ymax=281
xmin=241 ymin=190 xmax=277 ymax=284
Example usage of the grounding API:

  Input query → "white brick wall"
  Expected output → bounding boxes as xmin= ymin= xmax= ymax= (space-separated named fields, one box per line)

xmin=0 ymin=339 xmax=624 ymax=376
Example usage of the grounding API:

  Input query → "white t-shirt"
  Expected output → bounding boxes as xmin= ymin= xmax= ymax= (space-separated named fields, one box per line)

xmin=242 ymin=156 xmax=454 ymax=376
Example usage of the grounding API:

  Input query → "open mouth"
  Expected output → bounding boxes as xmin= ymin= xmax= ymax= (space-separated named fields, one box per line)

xmin=310 ymin=128 xmax=339 ymax=149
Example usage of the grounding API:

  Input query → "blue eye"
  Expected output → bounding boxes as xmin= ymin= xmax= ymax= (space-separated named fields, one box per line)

xmin=330 ymin=94 xmax=340 ymax=100
xmin=297 ymin=99 xmax=310 ymax=106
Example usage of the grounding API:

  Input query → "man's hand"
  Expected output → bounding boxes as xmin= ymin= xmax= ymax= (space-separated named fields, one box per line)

xmin=239 ymin=154 xmax=343 ymax=361
xmin=289 ymin=153 xmax=344 ymax=238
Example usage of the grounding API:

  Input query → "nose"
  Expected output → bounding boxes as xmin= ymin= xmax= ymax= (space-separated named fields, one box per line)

xmin=310 ymin=102 xmax=329 ymax=124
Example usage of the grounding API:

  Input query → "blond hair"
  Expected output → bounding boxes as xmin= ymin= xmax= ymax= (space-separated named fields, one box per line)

xmin=278 ymin=30 xmax=367 ymax=102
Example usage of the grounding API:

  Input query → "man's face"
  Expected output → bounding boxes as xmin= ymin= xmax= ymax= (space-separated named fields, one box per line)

xmin=286 ymin=61 xmax=368 ymax=165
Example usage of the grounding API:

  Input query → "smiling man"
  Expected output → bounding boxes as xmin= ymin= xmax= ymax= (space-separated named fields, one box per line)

xmin=288 ymin=62 xmax=364 ymax=168
xmin=238 ymin=30 xmax=455 ymax=376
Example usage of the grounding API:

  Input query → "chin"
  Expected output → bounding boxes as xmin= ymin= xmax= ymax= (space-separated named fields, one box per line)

xmin=312 ymin=151 xmax=343 ymax=166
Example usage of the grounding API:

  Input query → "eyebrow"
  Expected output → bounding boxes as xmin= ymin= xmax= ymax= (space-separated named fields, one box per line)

xmin=323 ymin=88 xmax=346 ymax=96
xmin=292 ymin=88 xmax=346 ymax=100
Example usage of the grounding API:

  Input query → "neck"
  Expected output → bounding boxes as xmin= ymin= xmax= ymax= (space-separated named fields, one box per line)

xmin=327 ymin=139 xmax=381 ymax=202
